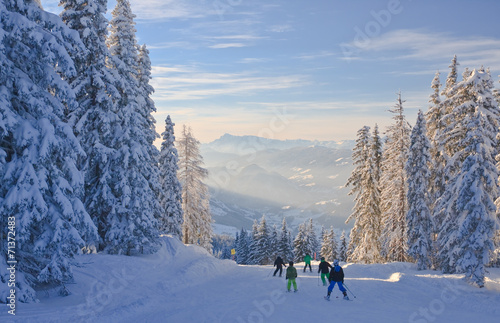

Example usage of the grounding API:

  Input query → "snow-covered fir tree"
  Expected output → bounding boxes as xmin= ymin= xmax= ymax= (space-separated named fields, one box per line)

xmin=320 ymin=227 xmax=338 ymax=262
xmin=178 ymin=125 xmax=212 ymax=252
xmin=339 ymin=230 xmax=348 ymax=262
xmin=59 ymin=0 xmax=120 ymax=252
xmin=293 ymin=223 xmax=308 ymax=262
xmin=158 ymin=116 xmax=183 ymax=238
xmin=345 ymin=126 xmax=370 ymax=259
xmin=406 ymin=110 xmax=433 ymax=270
xmin=278 ymin=218 xmax=294 ymax=263
xmin=102 ymin=0 xmax=161 ymax=255
xmin=345 ymin=126 xmax=383 ymax=263
xmin=252 ymin=215 xmax=271 ymax=265
xmin=236 ymin=228 xmax=250 ymax=265
xmin=306 ymin=218 xmax=319 ymax=259
xmin=247 ymin=220 xmax=260 ymax=265
xmin=380 ymin=93 xmax=411 ymax=262
xmin=0 ymin=0 xmax=98 ymax=302
xmin=425 ymin=71 xmax=447 ymax=206
xmin=269 ymin=224 xmax=279 ymax=262
xmin=435 ymin=69 xmax=500 ymax=286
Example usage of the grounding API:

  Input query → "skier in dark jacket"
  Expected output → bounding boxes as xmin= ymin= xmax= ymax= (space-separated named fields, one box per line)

xmin=325 ymin=259 xmax=349 ymax=300
xmin=273 ymin=256 xmax=287 ymax=277
xmin=317 ymin=257 xmax=332 ymax=286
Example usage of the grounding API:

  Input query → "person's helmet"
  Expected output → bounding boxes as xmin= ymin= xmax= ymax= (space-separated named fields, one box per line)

xmin=320 ymin=257 xmax=325 ymax=261
xmin=289 ymin=261 xmax=294 ymax=266
xmin=333 ymin=259 xmax=339 ymax=266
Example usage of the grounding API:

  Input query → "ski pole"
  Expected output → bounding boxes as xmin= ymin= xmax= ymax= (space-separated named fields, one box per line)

xmin=267 ymin=267 xmax=274 ymax=277
xmin=343 ymin=282 xmax=356 ymax=298
xmin=317 ymin=273 xmax=320 ymax=286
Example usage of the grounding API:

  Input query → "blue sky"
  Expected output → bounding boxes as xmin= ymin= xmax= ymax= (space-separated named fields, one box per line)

xmin=42 ymin=0 xmax=500 ymax=143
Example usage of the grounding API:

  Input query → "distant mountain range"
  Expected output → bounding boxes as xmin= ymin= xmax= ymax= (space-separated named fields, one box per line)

xmin=202 ymin=134 xmax=355 ymax=235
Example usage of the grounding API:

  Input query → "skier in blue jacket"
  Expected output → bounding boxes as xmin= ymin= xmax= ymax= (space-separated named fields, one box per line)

xmin=325 ymin=259 xmax=349 ymax=300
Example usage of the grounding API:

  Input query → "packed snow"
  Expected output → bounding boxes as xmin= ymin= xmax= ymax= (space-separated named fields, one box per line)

xmin=2 ymin=236 xmax=499 ymax=323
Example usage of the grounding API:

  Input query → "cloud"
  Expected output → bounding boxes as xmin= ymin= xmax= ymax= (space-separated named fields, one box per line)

xmin=151 ymin=65 xmax=307 ymax=101
xmin=340 ymin=29 xmax=500 ymax=71
xmin=296 ymin=51 xmax=337 ymax=60
xmin=128 ymin=0 xmax=210 ymax=20
xmin=268 ymin=24 xmax=294 ymax=33
xmin=209 ymin=43 xmax=247 ymax=49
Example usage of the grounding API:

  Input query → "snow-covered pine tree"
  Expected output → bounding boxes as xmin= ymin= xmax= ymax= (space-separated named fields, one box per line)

xmin=345 ymin=125 xmax=383 ymax=263
xmin=103 ymin=0 xmax=161 ymax=255
xmin=380 ymin=92 xmax=411 ymax=262
xmin=345 ymin=126 xmax=370 ymax=260
xmin=339 ymin=230 xmax=348 ymax=262
xmin=320 ymin=227 xmax=338 ymax=262
xmin=293 ymin=223 xmax=308 ymax=263
xmin=236 ymin=228 xmax=250 ymax=265
xmin=178 ymin=125 xmax=213 ymax=252
xmin=406 ymin=110 xmax=433 ymax=270
xmin=0 ymin=0 xmax=98 ymax=302
xmin=278 ymin=218 xmax=294 ymax=263
xmin=436 ymin=69 xmax=500 ymax=286
xmin=372 ymin=124 xmax=383 ymax=184
xmin=247 ymin=219 xmax=259 ymax=265
xmin=252 ymin=215 xmax=271 ymax=265
xmin=59 ymin=0 xmax=120 ymax=252
xmin=306 ymin=218 xmax=319 ymax=259
xmin=269 ymin=224 xmax=279 ymax=262
xmin=425 ymin=71 xmax=447 ymax=205
xmin=158 ymin=116 xmax=183 ymax=238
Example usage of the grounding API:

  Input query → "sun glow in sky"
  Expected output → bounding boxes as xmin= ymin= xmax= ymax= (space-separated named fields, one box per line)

xmin=42 ymin=0 xmax=500 ymax=143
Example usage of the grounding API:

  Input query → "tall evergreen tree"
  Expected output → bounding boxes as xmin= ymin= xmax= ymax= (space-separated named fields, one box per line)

xmin=380 ymin=93 xmax=411 ymax=262
xmin=178 ymin=125 xmax=212 ymax=252
xmin=236 ymin=228 xmax=250 ymax=265
xmin=0 ymin=0 xmax=97 ymax=302
xmin=59 ymin=0 xmax=120 ymax=252
xmin=103 ymin=0 xmax=161 ymax=255
xmin=339 ymin=230 xmax=348 ymax=262
xmin=406 ymin=110 xmax=433 ymax=270
xmin=278 ymin=218 xmax=294 ymax=263
xmin=320 ymin=227 xmax=338 ymax=262
xmin=436 ymin=69 xmax=500 ymax=286
xmin=306 ymin=218 xmax=319 ymax=259
xmin=247 ymin=220 xmax=259 ymax=265
xmin=252 ymin=215 xmax=271 ymax=265
xmin=345 ymin=126 xmax=371 ymax=259
xmin=158 ymin=116 xmax=183 ymax=238
xmin=293 ymin=223 xmax=308 ymax=263
xmin=425 ymin=71 xmax=447 ymax=206
xmin=269 ymin=224 xmax=279 ymax=262
xmin=346 ymin=126 xmax=383 ymax=263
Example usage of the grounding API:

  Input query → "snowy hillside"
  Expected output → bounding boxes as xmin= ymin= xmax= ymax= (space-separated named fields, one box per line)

xmin=5 ymin=236 xmax=500 ymax=323
xmin=203 ymin=134 xmax=355 ymax=231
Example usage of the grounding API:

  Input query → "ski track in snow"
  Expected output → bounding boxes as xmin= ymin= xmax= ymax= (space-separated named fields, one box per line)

xmin=2 ymin=237 xmax=500 ymax=323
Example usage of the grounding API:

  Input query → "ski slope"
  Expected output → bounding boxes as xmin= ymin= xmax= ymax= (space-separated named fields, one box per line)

xmin=2 ymin=236 xmax=500 ymax=323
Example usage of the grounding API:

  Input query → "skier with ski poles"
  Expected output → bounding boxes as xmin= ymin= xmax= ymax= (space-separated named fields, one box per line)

xmin=324 ymin=259 xmax=349 ymax=300
xmin=273 ymin=256 xmax=287 ymax=277
xmin=317 ymin=257 xmax=332 ymax=286
xmin=286 ymin=261 xmax=298 ymax=292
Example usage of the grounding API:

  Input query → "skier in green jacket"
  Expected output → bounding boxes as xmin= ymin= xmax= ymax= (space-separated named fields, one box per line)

xmin=303 ymin=254 xmax=312 ymax=272
xmin=286 ymin=261 xmax=298 ymax=292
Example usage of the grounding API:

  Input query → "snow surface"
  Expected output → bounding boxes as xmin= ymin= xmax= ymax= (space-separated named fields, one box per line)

xmin=3 ymin=236 xmax=500 ymax=323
